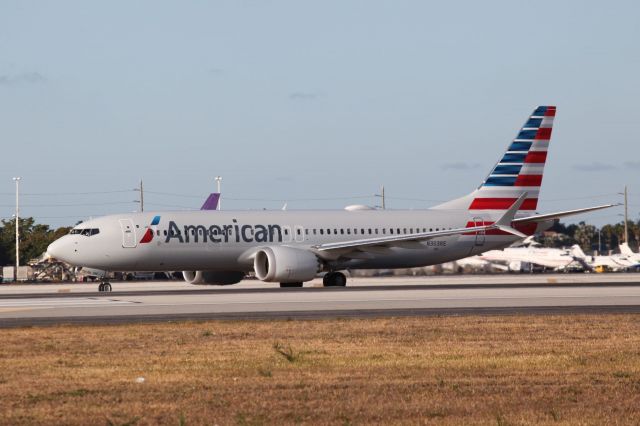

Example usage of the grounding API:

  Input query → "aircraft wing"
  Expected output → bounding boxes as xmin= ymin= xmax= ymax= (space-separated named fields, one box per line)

xmin=313 ymin=194 xmax=528 ymax=256
xmin=512 ymin=204 xmax=616 ymax=224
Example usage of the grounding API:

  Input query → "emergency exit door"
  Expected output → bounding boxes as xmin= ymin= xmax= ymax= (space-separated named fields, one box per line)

xmin=119 ymin=218 xmax=137 ymax=248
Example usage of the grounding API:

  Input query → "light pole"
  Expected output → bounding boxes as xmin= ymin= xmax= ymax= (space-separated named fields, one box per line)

xmin=618 ymin=185 xmax=629 ymax=244
xmin=12 ymin=177 xmax=20 ymax=281
xmin=375 ymin=185 xmax=386 ymax=209
xmin=215 ymin=176 xmax=222 ymax=210
xmin=139 ymin=179 xmax=144 ymax=212
xmin=624 ymin=185 xmax=628 ymax=243
xmin=133 ymin=179 xmax=144 ymax=212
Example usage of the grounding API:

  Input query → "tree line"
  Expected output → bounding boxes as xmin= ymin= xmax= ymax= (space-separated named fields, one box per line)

xmin=542 ymin=221 xmax=639 ymax=253
xmin=0 ymin=218 xmax=70 ymax=266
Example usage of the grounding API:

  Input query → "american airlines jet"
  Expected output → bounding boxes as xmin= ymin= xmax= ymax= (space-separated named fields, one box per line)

xmin=47 ymin=106 xmax=613 ymax=291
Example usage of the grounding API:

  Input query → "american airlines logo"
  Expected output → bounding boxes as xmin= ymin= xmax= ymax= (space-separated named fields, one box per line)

xmin=139 ymin=216 xmax=161 ymax=244
xmin=165 ymin=220 xmax=284 ymax=244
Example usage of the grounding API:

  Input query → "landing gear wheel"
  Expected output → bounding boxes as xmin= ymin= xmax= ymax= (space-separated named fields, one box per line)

xmin=99 ymin=282 xmax=112 ymax=292
xmin=280 ymin=282 xmax=303 ymax=288
xmin=323 ymin=272 xmax=347 ymax=287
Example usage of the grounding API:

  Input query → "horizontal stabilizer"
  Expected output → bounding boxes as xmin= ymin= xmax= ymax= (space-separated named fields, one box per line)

xmin=493 ymin=193 xmax=528 ymax=238
xmin=513 ymin=204 xmax=617 ymax=224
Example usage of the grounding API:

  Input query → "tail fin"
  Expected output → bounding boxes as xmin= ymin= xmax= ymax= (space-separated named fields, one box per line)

xmin=434 ymin=106 xmax=556 ymax=213
xmin=200 ymin=193 xmax=220 ymax=210
xmin=570 ymin=244 xmax=587 ymax=259
xmin=619 ymin=242 xmax=635 ymax=256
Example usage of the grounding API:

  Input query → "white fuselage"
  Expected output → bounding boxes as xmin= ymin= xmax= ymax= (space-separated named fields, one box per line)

xmin=47 ymin=209 xmax=532 ymax=273
xmin=478 ymin=246 xmax=578 ymax=269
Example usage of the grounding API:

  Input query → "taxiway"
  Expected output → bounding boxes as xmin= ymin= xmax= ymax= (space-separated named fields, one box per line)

xmin=1 ymin=274 xmax=639 ymax=326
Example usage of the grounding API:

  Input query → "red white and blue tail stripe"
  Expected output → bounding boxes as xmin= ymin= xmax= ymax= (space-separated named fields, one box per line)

xmin=434 ymin=106 xmax=555 ymax=213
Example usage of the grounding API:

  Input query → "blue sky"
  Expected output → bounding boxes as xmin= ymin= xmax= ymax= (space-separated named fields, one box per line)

xmin=1 ymin=0 xmax=639 ymax=227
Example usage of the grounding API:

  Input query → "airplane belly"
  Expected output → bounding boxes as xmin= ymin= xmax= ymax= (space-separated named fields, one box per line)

xmin=147 ymin=243 xmax=247 ymax=271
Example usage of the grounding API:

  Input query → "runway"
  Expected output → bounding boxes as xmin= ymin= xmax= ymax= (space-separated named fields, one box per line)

xmin=1 ymin=274 xmax=640 ymax=326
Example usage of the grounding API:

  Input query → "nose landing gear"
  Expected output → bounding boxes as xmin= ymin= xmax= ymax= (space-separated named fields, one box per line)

xmin=98 ymin=282 xmax=112 ymax=292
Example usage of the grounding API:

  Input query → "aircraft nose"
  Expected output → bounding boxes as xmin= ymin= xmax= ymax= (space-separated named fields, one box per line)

xmin=47 ymin=237 xmax=73 ymax=263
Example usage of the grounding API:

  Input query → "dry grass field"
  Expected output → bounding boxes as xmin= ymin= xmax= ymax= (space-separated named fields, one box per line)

xmin=1 ymin=315 xmax=639 ymax=425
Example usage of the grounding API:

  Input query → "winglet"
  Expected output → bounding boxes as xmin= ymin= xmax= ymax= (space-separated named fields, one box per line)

xmin=492 ymin=192 xmax=528 ymax=238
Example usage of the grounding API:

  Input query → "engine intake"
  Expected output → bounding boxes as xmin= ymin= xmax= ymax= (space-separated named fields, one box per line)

xmin=254 ymin=246 xmax=320 ymax=283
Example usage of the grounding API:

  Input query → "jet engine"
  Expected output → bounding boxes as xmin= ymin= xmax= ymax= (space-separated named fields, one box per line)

xmin=182 ymin=270 xmax=245 ymax=285
xmin=508 ymin=261 xmax=523 ymax=272
xmin=253 ymin=246 xmax=320 ymax=283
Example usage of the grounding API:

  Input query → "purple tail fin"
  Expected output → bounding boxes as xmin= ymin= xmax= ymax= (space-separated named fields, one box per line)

xmin=200 ymin=193 xmax=220 ymax=210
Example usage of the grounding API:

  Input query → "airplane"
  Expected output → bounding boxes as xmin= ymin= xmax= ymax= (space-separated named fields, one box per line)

xmin=441 ymin=256 xmax=509 ymax=273
xmin=47 ymin=106 xmax=615 ymax=291
xmin=476 ymin=244 xmax=582 ymax=271
xmin=619 ymin=242 xmax=640 ymax=264
xmin=570 ymin=245 xmax=639 ymax=271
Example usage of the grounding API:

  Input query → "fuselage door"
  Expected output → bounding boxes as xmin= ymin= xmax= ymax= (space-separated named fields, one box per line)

xmin=119 ymin=218 xmax=137 ymax=248
xmin=473 ymin=217 xmax=486 ymax=246
xmin=294 ymin=225 xmax=305 ymax=243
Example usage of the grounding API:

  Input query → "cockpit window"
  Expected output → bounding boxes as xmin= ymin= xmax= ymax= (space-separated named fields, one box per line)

xmin=70 ymin=228 xmax=100 ymax=236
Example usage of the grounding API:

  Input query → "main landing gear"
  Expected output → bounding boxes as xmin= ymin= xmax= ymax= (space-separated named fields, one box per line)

xmin=98 ymin=282 xmax=112 ymax=292
xmin=323 ymin=272 xmax=347 ymax=287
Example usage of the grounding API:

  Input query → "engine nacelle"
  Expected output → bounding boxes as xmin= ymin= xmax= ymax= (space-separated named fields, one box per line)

xmin=508 ymin=261 xmax=523 ymax=272
xmin=182 ymin=270 xmax=245 ymax=285
xmin=254 ymin=246 xmax=320 ymax=283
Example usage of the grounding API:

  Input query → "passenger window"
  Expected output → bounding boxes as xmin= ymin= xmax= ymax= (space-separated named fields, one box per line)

xmin=156 ymin=230 xmax=160 ymax=236
xmin=313 ymin=229 xmax=317 ymax=235
xmin=375 ymin=229 xmax=378 ymax=234
xmin=340 ymin=229 xmax=344 ymax=235
xmin=296 ymin=229 xmax=301 ymax=235
xmin=347 ymin=229 xmax=351 ymax=235
xmin=390 ymin=229 xmax=394 ymax=234
xmin=163 ymin=230 xmax=167 ymax=236
xmin=334 ymin=229 xmax=338 ymax=234
xmin=284 ymin=229 xmax=289 ymax=235
xmin=305 ymin=229 xmax=309 ymax=235
xmin=361 ymin=229 xmax=365 ymax=234
xmin=327 ymin=229 xmax=331 ymax=235
xmin=403 ymin=228 xmax=407 ymax=234
xmin=320 ymin=229 xmax=324 ymax=235
xmin=383 ymin=229 xmax=386 ymax=234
